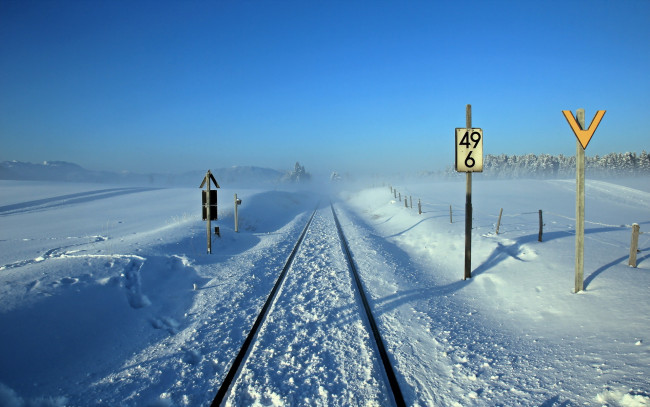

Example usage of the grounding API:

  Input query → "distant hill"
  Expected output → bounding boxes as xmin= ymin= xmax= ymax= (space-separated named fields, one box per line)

xmin=0 ymin=161 xmax=285 ymax=187
xmin=173 ymin=166 xmax=285 ymax=187
xmin=0 ymin=161 xmax=128 ymax=183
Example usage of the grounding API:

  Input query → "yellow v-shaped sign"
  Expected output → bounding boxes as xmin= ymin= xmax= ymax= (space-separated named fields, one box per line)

xmin=562 ymin=110 xmax=606 ymax=150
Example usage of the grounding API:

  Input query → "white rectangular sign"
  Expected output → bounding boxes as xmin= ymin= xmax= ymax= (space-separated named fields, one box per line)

xmin=455 ymin=128 xmax=483 ymax=172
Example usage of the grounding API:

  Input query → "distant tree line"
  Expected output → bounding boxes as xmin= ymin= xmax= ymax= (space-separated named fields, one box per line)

xmin=439 ymin=151 xmax=650 ymax=178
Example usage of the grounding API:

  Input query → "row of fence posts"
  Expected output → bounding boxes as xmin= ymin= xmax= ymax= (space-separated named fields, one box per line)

xmin=390 ymin=185 xmax=454 ymax=223
xmin=390 ymin=186 xmax=414 ymax=209
xmin=497 ymin=208 xmax=642 ymax=266
xmin=488 ymin=207 xmax=641 ymax=265
xmin=389 ymin=185 xmax=643 ymax=268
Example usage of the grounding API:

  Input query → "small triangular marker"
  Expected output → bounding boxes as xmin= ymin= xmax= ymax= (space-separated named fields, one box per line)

xmin=562 ymin=110 xmax=606 ymax=150
xmin=199 ymin=170 xmax=220 ymax=188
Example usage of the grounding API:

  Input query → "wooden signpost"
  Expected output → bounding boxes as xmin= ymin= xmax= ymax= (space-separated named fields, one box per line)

xmin=562 ymin=109 xmax=605 ymax=292
xmin=629 ymin=224 xmax=641 ymax=267
xmin=200 ymin=170 xmax=220 ymax=254
xmin=456 ymin=104 xmax=483 ymax=280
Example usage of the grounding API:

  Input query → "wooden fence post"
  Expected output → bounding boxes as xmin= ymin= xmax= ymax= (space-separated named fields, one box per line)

xmin=410 ymin=196 xmax=413 ymax=209
xmin=538 ymin=210 xmax=543 ymax=242
xmin=394 ymin=189 xmax=397 ymax=199
xmin=449 ymin=205 xmax=453 ymax=223
xmin=399 ymin=192 xmax=401 ymax=202
xmin=496 ymin=208 xmax=503 ymax=235
xmin=405 ymin=196 xmax=408 ymax=208
xmin=418 ymin=199 xmax=422 ymax=215
xmin=629 ymin=223 xmax=640 ymax=267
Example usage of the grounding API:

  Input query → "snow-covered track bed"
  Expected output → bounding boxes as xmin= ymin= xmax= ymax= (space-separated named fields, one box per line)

xmin=212 ymin=204 xmax=406 ymax=406
xmin=331 ymin=203 xmax=406 ymax=407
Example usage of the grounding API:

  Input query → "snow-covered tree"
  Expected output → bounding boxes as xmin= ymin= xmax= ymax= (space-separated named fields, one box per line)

xmin=473 ymin=151 xmax=649 ymax=179
xmin=639 ymin=151 xmax=650 ymax=172
xmin=283 ymin=162 xmax=311 ymax=183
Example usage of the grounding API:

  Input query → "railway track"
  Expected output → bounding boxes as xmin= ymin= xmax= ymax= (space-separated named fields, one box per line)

xmin=210 ymin=203 xmax=406 ymax=406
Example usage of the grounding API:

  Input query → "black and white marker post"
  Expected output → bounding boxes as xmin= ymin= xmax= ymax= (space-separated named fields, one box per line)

xmin=455 ymin=104 xmax=483 ymax=280
xmin=200 ymin=170 xmax=220 ymax=254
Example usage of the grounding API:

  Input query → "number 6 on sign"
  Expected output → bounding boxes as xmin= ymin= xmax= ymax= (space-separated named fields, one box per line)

xmin=455 ymin=128 xmax=483 ymax=172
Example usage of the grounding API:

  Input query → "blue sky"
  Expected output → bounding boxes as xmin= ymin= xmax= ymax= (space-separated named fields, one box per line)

xmin=1 ymin=0 xmax=649 ymax=176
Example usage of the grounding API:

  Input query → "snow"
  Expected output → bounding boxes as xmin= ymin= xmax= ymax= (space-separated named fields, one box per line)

xmin=0 ymin=178 xmax=648 ymax=406
xmin=227 ymin=209 xmax=388 ymax=406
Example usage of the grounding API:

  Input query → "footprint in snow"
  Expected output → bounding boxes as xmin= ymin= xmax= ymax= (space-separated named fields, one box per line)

xmin=123 ymin=258 xmax=150 ymax=309
xmin=182 ymin=348 xmax=202 ymax=365
xmin=25 ymin=280 xmax=40 ymax=292
xmin=49 ymin=277 xmax=79 ymax=288
xmin=150 ymin=316 xmax=179 ymax=334
xmin=60 ymin=277 xmax=78 ymax=285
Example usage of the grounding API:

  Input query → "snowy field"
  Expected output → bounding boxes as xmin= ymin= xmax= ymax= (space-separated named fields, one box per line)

xmin=0 ymin=177 xmax=649 ymax=406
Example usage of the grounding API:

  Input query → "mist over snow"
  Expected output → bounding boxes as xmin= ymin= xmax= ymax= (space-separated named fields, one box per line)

xmin=0 ymin=160 xmax=310 ymax=188
xmin=0 ymin=171 xmax=648 ymax=406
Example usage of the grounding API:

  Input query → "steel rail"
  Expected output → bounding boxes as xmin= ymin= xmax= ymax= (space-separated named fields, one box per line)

xmin=211 ymin=204 xmax=407 ymax=406
xmin=210 ymin=207 xmax=317 ymax=406
xmin=330 ymin=203 xmax=407 ymax=407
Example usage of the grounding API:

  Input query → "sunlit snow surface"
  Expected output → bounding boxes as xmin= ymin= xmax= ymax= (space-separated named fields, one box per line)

xmin=0 ymin=178 xmax=648 ymax=406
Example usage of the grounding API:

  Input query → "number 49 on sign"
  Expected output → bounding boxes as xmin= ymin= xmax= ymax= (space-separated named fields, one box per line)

xmin=455 ymin=128 xmax=483 ymax=172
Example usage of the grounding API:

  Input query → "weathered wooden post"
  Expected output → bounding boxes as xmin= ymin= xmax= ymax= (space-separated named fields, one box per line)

xmin=409 ymin=196 xmax=412 ymax=209
xmin=629 ymin=223 xmax=640 ymax=267
xmin=575 ymin=110 xmax=585 ymax=291
xmin=418 ymin=199 xmax=422 ymax=215
xmin=562 ymin=108 xmax=605 ymax=293
xmin=496 ymin=208 xmax=503 ymax=235
xmin=399 ymin=192 xmax=401 ymax=202
xmin=394 ymin=189 xmax=397 ymax=199
xmin=449 ymin=205 xmax=452 ymax=223
xmin=538 ymin=210 xmax=543 ymax=242
xmin=404 ymin=196 xmax=408 ymax=208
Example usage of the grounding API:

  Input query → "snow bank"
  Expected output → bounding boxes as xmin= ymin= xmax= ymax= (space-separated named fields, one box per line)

xmin=341 ymin=178 xmax=649 ymax=405
xmin=0 ymin=382 xmax=67 ymax=407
